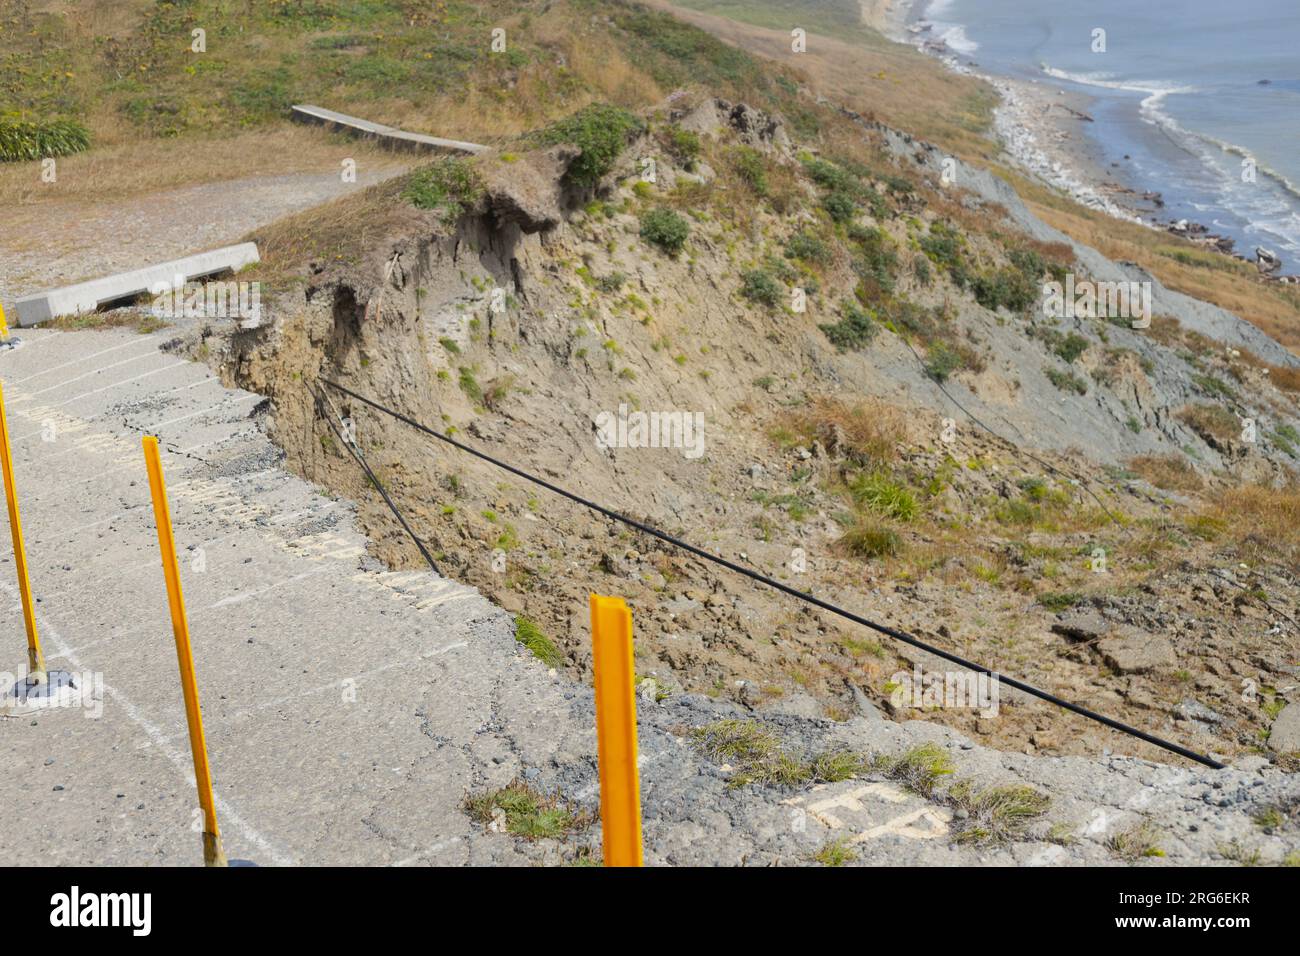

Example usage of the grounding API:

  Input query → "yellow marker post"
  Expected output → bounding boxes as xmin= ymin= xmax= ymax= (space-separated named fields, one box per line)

xmin=143 ymin=435 xmax=227 ymax=868
xmin=0 ymin=381 xmax=45 ymax=684
xmin=589 ymin=594 xmax=643 ymax=867
xmin=0 ymin=302 xmax=9 ymax=342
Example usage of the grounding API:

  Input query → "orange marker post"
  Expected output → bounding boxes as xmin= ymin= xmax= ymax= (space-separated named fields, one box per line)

xmin=143 ymin=435 xmax=227 ymax=867
xmin=0 ymin=380 xmax=45 ymax=684
xmin=589 ymin=594 xmax=643 ymax=867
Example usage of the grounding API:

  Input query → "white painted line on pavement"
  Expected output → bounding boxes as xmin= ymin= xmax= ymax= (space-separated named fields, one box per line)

xmin=5 ymin=334 xmax=167 ymax=384
xmin=15 ymin=348 xmax=168 ymax=399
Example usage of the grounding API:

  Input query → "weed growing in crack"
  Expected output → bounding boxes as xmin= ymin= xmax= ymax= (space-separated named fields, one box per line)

xmin=463 ymin=779 xmax=590 ymax=840
xmin=514 ymin=616 xmax=564 ymax=669
xmin=1106 ymin=822 xmax=1166 ymax=861
xmin=688 ymin=719 xmax=869 ymax=789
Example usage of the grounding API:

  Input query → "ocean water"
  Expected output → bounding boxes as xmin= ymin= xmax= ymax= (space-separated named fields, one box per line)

xmin=924 ymin=0 xmax=1300 ymax=271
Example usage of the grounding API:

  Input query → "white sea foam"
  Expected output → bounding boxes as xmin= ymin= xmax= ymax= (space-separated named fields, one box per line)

xmin=934 ymin=23 xmax=978 ymax=54
xmin=898 ymin=43 xmax=1140 ymax=220
xmin=898 ymin=2 xmax=1300 ymax=269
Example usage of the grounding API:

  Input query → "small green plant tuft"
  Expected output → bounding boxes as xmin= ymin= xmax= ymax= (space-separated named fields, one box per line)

xmin=689 ymin=719 xmax=868 ymax=789
xmin=0 ymin=118 xmax=90 ymax=162
xmin=403 ymin=158 xmax=483 ymax=223
xmin=871 ymin=743 xmax=954 ymax=797
xmin=515 ymin=616 xmax=564 ymax=669
xmin=838 ymin=519 xmax=902 ymax=559
xmin=811 ymin=836 xmax=858 ymax=867
xmin=463 ymin=779 xmax=590 ymax=840
xmin=849 ymin=472 xmax=918 ymax=521
xmin=1107 ymin=822 xmax=1165 ymax=861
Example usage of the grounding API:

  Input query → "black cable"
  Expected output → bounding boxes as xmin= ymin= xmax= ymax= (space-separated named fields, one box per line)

xmin=310 ymin=383 xmax=442 ymax=576
xmin=321 ymin=377 xmax=1225 ymax=770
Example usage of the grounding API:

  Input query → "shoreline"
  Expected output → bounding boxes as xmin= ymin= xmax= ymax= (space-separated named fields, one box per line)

xmin=879 ymin=0 xmax=1140 ymax=220
xmin=878 ymin=0 xmax=1275 ymax=273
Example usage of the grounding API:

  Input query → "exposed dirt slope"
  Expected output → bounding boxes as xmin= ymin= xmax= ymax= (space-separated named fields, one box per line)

xmin=197 ymin=95 xmax=1300 ymax=770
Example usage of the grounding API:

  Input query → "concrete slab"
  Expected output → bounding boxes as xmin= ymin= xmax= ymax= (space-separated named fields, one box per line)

xmin=291 ymin=104 xmax=487 ymax=155
xmin=13 ymin=244 xmax=260 ymax=328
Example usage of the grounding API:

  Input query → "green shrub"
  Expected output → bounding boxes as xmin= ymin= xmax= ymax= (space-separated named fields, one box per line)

xmin=1053 ymin=332 xmax=1090 ymax=364
xmin=801 ymin=156 xmax=895 ymax=223
xmin=1044 ymin=366 xmax=1088 ymax=395
xmin=820 ymin=301 xmax=877 ymax=351
xmin=731 ymin=145 xmax=768 ymax=195
xmin=802 ymin=157 xmax=855 ymax=193
xmin=0 ymin=118 xmax=90 ymax=162
xmin=665 ymin=127 xmax=701 ymax=166
xmin=849 ymin=225 xmax=898 ymax=295
xmin=924 ymin=343 xmax=965 ymax=382
xmin=740 ymin=269 xmax=781 ymax=307
xmin=785 ymin=231 xmax=832 ymax=266
xmin=919 ymin=222 xmax=969 ymax=287
xmin=972 ymin=267 xmax=1038 ymax=313
xmin=639 ymin=206 xmax=690 ymax=254
xmin=849 ymin=472 xmax=918 ymax=521
xmin=822 ymin=191 xmax=857 ymax=223
xmin=1009 ymin=247 xmax=1069 ymax=283
xmin=533 ymin=104 xmax=644 ymax=186
xmin=403 ymin=158 xmax=483 ymax=222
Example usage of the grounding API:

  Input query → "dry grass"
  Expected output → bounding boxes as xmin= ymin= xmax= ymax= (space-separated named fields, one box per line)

xmin=236 ymin=173 xmax=427 ymax=293
xmin=1209 ymin=483 xmax=1300 ymax=567
xmin=47 ymin=308 xmax=168 ymax=334
xmin=1012 ymin=174 xmax=1300 ymax=355
xmin=376 ymin=12 xmax=659 ymax=140
xmin=770 ymin=397 xmax=907 ymax=467
xmin=1176 ymin=403 xmax=1240 ymax=445
xmin=653 ymin=0 xmax=1000 ymax=163
xmin=1265 ymin=363 xmax=1300 ymax=393
xmin=1128 ymin=454 xmax=1204 ymax=493
xmin=0 ymin=125 xmax=406 ymax=212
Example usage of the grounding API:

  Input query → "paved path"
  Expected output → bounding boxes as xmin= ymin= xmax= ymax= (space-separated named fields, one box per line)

xmin=0 ymin=167 xmax=406 ymax=318
xmin=0 ymin=326 xmax=581 ymax=865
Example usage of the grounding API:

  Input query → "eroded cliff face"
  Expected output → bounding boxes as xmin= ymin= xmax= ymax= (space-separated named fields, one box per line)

xmin=198 ymin=98 xmax=1300 ymax=766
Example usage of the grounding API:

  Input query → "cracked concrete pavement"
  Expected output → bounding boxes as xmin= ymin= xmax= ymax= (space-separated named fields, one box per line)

xmin=0 ymin=323 xmax=589 ymax=865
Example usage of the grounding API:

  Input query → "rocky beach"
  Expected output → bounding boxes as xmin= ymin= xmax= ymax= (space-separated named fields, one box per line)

xmin=880 ymin=0 xmax=1288 ymax=276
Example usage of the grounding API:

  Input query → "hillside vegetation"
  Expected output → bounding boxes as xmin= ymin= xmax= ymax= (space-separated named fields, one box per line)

xmin=209 ymin=78 xmax=1300 ymax=768
xmin=5 ymin=0 xmax=1298 ymax=769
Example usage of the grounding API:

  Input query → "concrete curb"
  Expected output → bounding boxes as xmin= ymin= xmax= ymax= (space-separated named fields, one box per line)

xmin=290 ymin=104 xmax=487 ymax=156
xmin=13 ymin=243 xmax=260 ymax=327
